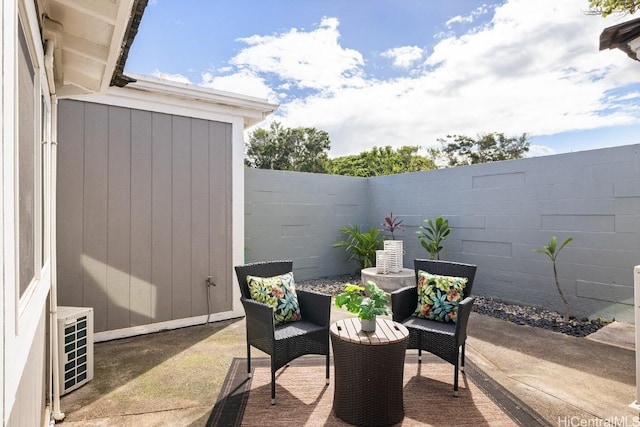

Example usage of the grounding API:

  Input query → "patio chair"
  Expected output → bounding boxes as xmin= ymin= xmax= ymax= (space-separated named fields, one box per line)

xmin=391 ymin=259 xmax=477 ymax=396
xmin=234 ymin=260 xmax=331 ymax=405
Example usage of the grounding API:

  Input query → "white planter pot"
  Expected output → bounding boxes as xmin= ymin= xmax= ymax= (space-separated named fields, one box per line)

xmin=360 ymin=317 xmax=377 ymax=332
xmin=376 ymin=250 xmax=390 ymax=274
xmin=384 ymin=240 xmax=403 ymax=273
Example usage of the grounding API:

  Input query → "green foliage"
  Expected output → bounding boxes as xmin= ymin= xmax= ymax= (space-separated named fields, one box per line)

xmin=435 ymin=132 xmax=530 ymax=167
xmin=416 ymin=216 xmax=451 ymax=260
xmin=327 ymin=145 xmax=436 ymax=177
xmin=587 ymin=0 xmax=640 ymax=16
xmin=335 ymin=281 xmax=390 ymax=320
xmin=333 ymin=224 xmax=384 ymax=271
xmin=245 ymin=121 xmax=331 ymax=173
xmin=533 ymin=236 xmax=574 ymax=321
xmin=381 ymin=212 xmax=403 ymax=240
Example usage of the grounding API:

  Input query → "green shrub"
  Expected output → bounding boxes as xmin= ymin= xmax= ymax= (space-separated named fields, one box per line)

xmin=334 ymin=224 xmax=384 ymax=271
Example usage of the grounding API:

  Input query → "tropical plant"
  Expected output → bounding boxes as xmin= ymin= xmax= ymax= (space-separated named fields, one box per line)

xmin=416 ymin=216 xmax=451 ymax=260
xmin=335 ymin=281 xmax=389 ymax=320
xmin=533 ymin=236 xmax=573 ymax=322
xmin=334 ymin=224 xmax=384 ymax=271
xmin=381 ymin=212 xmax=403 ymax=240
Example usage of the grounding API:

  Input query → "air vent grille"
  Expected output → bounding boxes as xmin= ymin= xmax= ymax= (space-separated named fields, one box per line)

xmin=57 ymin=307 xmax=94 ymax=395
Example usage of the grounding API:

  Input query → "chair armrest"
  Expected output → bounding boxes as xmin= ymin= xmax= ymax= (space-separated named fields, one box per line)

xmin=297 ymin=289 xmax=331 ymax=327
xmin=241 ymin=297 xmax=275 ymax=341
xmin=455 ymin=296 xmax=475 ymax=343
xmin=391 ymin=286 xmax=418 ymax=322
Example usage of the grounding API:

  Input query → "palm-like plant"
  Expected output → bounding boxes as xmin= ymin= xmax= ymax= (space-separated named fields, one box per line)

xmin=334 ymin=224 xmax=384 ymax=271
xmin=416 ymin=216 xmax=451 ymax=260
xmin=533 ymin=236 xmax=573 ymax=322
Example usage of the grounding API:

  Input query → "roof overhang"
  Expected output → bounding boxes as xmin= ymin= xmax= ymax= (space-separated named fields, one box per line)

xmin=73 ymin=74 xmax=279 ymax=128
xmin=39 ymin=0 xmax=144 ymax=97
xmin=600 ymin=17 xmax=640 ymax=61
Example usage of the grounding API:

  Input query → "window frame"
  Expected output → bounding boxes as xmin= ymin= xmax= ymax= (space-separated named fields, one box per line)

xmin=15 ymin=10 xmax=49 ymax=320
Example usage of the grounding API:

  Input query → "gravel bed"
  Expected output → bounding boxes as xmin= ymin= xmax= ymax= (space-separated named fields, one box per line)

xmin=296 ymin=274 xmax=611 ymax=338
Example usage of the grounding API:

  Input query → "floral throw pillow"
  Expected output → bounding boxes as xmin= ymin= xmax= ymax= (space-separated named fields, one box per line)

xmin=246 ymin=272 xmax=301 ymax=325
xmin=413 ymin=270 xmax=468 ymax=323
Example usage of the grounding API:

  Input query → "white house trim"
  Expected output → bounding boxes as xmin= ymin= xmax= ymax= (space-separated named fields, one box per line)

xmin=75 ymin=74 xmax=278 ymax=128
xmin=94 ymin=312 xmax=244 ymax=343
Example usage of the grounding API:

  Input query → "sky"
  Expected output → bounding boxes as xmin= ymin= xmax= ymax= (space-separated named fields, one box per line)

xmin=125 ymin=0 xmax=640 ymax=158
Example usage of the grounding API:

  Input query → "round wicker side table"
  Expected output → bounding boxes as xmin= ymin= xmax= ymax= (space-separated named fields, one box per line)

xmin=330 ymin=318 xmax=409 ymax=427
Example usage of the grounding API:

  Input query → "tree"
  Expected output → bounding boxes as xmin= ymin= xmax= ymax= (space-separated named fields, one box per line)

xmin=327 ymin=145 xmax=436 ymax=177
xmin=436 ymin=132 xmax=530 ymax=167
xmin=587 ymin=0 xmax=640 ymax=16
xmin=245 ymin=121 xmax=331 ymax=173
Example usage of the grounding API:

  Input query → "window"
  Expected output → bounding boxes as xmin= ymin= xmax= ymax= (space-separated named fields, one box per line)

xmin=17 ymin=17 xmax=42 ymax=298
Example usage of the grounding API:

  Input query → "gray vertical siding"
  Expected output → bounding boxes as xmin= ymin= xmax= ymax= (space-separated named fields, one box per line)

xmin=130 ymin=109 xmax=153 ymax=326
xmin=209 ymin=122 xmax=233 ymax=311
xmin=57 ymin=99 xmax=233 ymax=333
xmin=245 ymin=144 xmax=640 ymax=322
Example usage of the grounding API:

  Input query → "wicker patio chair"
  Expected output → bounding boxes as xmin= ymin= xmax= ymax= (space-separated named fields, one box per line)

xmin=391 ymin=259 xmax=477 ymax=397
xmin=234 ymin=260 xmax=331 ymax=405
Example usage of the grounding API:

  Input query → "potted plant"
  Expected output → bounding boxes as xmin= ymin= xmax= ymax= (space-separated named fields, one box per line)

xmin=381 ymin=212 xmax=404 ymax=272
xmin=335 ymin=281 xmax=390 ymax=332
xmin=416 ymin=216 xmax=451 ymax=260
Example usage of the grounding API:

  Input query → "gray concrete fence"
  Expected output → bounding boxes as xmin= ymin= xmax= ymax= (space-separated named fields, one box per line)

xmin=245 ymin=144 xmax=640 ymax=323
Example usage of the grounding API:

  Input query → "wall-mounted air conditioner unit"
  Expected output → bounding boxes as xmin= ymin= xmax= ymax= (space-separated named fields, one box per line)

xmin=57 ymin=306 xmax=94 ymax=395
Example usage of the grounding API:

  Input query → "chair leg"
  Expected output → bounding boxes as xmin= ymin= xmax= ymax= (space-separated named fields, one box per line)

xmin=326 ymin=353 xmax=330 ymax=385
xmin=418 ymin=348 xmax=422 ymax=363
xmin=271 ymin=359 xmax=276 ymax=405
xmin=461 ymin=344 xmax=466 ymax=373
xmin=247 ymin=343 xmax=252 ymax=378
xmin=453 ymin=361 xmax=459 ymax=397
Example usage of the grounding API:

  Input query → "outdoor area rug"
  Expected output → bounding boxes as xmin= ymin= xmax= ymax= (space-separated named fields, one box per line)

xmin=207 ymin=354 xmax=547 ymax=426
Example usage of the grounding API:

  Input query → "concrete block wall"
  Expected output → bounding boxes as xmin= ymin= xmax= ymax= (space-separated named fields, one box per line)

xmin=245 ymin=144 xmax=640 ymax=322
xmin=244 ymin=168 xmax=368 ymax=279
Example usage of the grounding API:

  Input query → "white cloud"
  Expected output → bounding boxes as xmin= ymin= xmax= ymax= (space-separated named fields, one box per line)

xmin=446 ymin=5 xmax=491 ymax=27
xmin=230 ymin=17 xmax=366 ymax=94
xmin=151 ymin=70 xmax=192 ymax=84
xmin=381 ymin=46 xmax=424 ymax=68
xmin=528 ymin=144 xmax=557 ymax=157
xmin=198 ymin=0 xmax=640 ymax=157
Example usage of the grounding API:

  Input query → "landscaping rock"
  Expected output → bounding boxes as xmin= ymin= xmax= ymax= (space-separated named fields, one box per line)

xmin=297 ymin=274 xmax=611 ymax=338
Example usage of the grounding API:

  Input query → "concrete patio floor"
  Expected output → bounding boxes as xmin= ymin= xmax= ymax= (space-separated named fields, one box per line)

xmin=58 ymin=305 xmax=636 ymax=426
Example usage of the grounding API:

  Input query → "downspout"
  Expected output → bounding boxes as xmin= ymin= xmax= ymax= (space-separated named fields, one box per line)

xmin=44 ymin=39 xmax=65 ymax=423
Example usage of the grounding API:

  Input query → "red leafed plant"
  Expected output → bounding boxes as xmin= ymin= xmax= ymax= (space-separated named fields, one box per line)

xmin=381 ymin=212 xmax=403 ymax=240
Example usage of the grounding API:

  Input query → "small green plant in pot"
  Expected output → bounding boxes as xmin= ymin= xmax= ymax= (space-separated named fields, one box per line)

xmin=335 ymin=281 xmax=389 ymax=332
